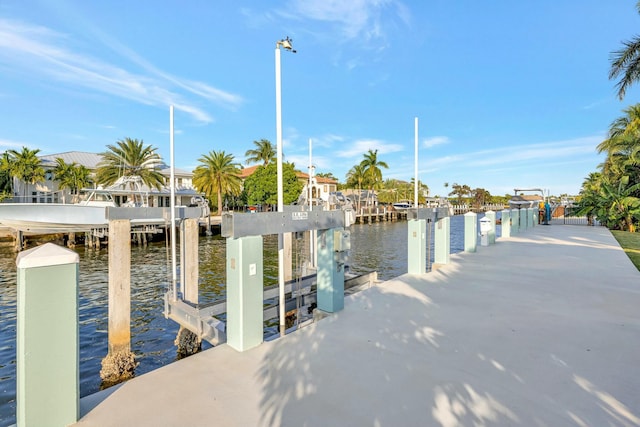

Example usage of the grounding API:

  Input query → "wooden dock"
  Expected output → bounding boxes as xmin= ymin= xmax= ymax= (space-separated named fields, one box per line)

xmin=354 ymin=207 xmax=406 ymax=223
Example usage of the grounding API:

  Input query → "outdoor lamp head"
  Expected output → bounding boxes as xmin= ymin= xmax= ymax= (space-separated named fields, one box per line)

xmin=278 ymin=37 xmax=297 ymax=53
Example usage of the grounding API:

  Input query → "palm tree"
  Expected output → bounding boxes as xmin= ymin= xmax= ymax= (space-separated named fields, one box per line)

xmin=193 ymin=150 xmax=242 ymax=214
xmin=448 ymin=183 xmax=472 ymax=205
xmin=245 ymin=139 xmax=276 ymax=166
xmin=577 ymin=172 xmax=605 ymax=224
xmin=360 ymin=149 xmax=388 ymax=207
xmin=7 ymin=147 xmax=45 ymax=200
xmin=597 ymin=105 xmax=640 ymax=185
xmin=53 ymin=158 xmax=93 ymax=203
xmin=0 ymin=152 xmax=14 ymax=198
xmin=410 ymin=178 xmax=430 ymax=204
xmin=95 ymin=138 xmax=164 ymax=191
xmin=610 ymin=2 xmax=640 ymax=99
xmin=346 ymin=163 xmax=367 ymax=211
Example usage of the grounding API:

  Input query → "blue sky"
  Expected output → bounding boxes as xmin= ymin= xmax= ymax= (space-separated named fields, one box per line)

xmin=1 ymin=1 xmax=639 ymax=197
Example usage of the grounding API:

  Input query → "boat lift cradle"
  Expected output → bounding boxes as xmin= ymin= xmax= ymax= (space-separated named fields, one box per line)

xmin=164 ymin=208 xmax=356 ymax=349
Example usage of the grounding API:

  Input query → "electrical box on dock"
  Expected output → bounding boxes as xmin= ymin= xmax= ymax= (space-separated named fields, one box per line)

xmin=333 ymin=229 xmax=350 ymax=252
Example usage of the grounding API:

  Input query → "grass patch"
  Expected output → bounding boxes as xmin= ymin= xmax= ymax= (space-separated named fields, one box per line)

xmin=611 ymin=230 xmax=640 ymax=271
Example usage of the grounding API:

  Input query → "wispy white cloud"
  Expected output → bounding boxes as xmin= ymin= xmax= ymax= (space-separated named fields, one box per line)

xmin=286 ymin=0 xmax=406 ymax=43
xmin=0 ymin=19 xmax=243 ymax=123
xmin=423 ymin=136 xmax=450 ymax=149
xmin=335 ymin=138 xmax=404 ymax=158
xmin=0 ymin=139 xmax=31 ymax=149
xmin=427 ymin=136 xmax=604 ymax=171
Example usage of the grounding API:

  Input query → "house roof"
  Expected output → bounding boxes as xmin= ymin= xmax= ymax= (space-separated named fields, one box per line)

xmin=239 ymin=164 xmax=260 ymax=179
xmin=296 ymin=171 xmax=337 ymax=185
xmin=39 ymin=151 xmax=192 ymax=177
xmin=40 ymin=151 xmax=103 ymax=169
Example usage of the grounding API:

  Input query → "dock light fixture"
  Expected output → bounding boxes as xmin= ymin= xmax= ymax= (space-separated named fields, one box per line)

xmin=275 ymin=36 xmax=296 ymax=336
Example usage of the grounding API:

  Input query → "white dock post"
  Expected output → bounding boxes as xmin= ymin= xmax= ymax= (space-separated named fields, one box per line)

xmin=463 ymin=212 xmax=477 ymax=253
xmin=485 ymin=211 xmax=496 ymax=244
xmin=16 ymin=243 xmax=79 ymax=427
xmin=520 ymin=208 xmax=528 ymax=231
xmin=529 ymin=208 xmax=536 ymax=228
xmin=227 ymin=235 xmax=264 ymax=352
xmin=501 ymin=209 xmax=511 ymax=238
xmin=511 ymin=209 xmax=519 ymax=234
xmin=317 ymin=228 xmax=345 ymax=313
xmin=408 ymin=219 xmax=427 ymax=273
xmin=434 ymin=216 xmax=450 ymax=266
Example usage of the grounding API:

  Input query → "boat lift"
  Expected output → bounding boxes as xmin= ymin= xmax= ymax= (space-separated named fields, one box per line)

xmin=164 ymin=207 xmax=352 ymax=352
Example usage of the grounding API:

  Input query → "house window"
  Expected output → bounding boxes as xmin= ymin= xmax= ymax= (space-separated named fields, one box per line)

xmin=32 ymin=192 xmax=37 ymax=203
xmin=324 ymin=185 xmax=328 ymax=193
xmin=45 ymin=171 xmax=53 ymax=181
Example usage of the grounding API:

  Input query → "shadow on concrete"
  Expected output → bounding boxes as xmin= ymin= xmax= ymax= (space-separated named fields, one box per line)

xmin=255 ymin=223 xmax=640 ymax=427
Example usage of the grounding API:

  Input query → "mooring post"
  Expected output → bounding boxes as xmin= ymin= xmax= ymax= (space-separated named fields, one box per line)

xmin=100 ymin=219 xmax=136 ymax=386
xmin=407 ymin=219 xmax=427 ymax=274
xmin=501 ymin=209 xmax=511 ymax=238
xmin=518 ymin=209 xmax=525 ymax=231
xmin=317 ymin=228 xmax=346 ymax=313
xmin=16 ymin=243 xmax=79 ymax=427
xmin=463 ymin=212 xmax=477 ymax=253
xmin=510 ymin=209 xmax=519 ymax=234
xmin=14 ymin=230 xmax=23 ymax=252
xmin=485 ymin=210 xmax=496 ymax=244
xmin=529 ymin=208 xmax=536 ymax=228
xmin=227 ymin=235 xmax=264 ymax=352
xmin=175 ymin=217 xmax=201 ymax=358
xmin=434 ymin=216 xmax=450 ymax=267
xmin=183 ymin=218 xmax=199 ymax=303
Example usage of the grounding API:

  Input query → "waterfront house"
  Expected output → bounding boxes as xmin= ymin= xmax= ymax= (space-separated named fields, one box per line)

xmin=238 ymin=164 xmax=338 ymax=206
xmin=11 ymin=151 xmax=199 ymax=207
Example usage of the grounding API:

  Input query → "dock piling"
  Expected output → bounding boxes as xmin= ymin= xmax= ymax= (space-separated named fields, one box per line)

xmin=408 ymin=219 xmax=427 ymax=274
xmin=501 ymin=209 xmax=511 ymax=238
xmin=485 ymin=211 xmax=496 ymax=244
xmin=100 ymin=219 xmax=136 ymax=387
xmin=227 ymin=235 xmax=264 ymax=352
xmin=176 ymin=218 xmax=201 ymax=358
xmin=16 ymin=243 xmax=79 ymax=427
xmin=317 ymin=228 xmax=346 ymax=313
xmin=463 ymin=212 xmax=477 ymax=253
xmin=434 ymin=216 xmax=451 ymax=267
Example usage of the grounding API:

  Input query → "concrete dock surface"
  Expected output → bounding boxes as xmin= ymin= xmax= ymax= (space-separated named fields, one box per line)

xmin=74 ymin=225 xmax=640 ymax=426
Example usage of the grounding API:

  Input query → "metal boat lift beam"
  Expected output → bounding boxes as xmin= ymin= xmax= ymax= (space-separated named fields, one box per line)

xmin=221 ymin=209 xmax=345 ymax=238
xmin=105 ymin=206 xmax=204 ymax=221
xmin=406 ymin=207 xmax=451 ymax=222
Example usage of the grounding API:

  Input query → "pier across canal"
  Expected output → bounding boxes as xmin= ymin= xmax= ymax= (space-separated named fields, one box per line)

xmin=73 ymin=224 xmax=640 ymax=426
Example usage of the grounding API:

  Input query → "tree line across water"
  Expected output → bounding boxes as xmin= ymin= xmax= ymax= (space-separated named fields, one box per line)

xmin=0 ymin=136 xmax=517 ymax=214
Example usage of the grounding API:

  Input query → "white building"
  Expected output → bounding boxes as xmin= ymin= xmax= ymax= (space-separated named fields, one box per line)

xmin=14 ymin=151 xmax=199 ymax=207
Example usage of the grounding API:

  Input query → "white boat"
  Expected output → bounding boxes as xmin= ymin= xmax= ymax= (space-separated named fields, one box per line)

xmin=508 ymin=188 xmax=545 ymax=210
xmin=392 ymin=201 xmax=413 ymax=210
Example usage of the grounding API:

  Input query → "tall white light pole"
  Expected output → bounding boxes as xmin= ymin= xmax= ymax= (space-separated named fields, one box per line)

xmin=414 ymin=117 xmax=419 ymax=207
xmin=170 ymin=105 xmax=177 ymax=301
xmin=275 ymin=36 xmax=296 ymax=336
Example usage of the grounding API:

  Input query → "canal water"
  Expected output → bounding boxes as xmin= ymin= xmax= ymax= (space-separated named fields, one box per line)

xmin=0 ymin=214 xmax=499 ymax=426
